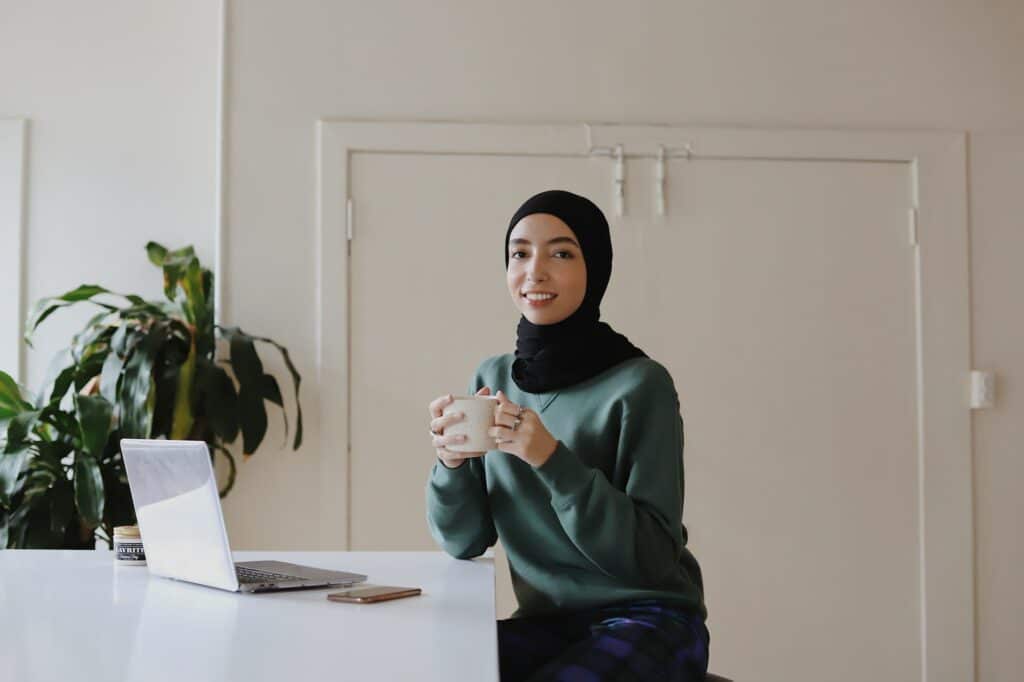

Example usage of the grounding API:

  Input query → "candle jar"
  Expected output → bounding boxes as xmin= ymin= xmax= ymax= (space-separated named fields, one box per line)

xmin=113 ymin=525 xmax=146 ymax=565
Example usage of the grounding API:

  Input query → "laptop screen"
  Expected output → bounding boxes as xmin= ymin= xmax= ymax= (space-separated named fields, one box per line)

xmin=121 ymin=439 xmax=239 ymax=591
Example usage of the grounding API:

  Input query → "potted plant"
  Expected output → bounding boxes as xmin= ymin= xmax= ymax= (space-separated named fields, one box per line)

xmin=0 ymin=242 xmax=302 ymax=549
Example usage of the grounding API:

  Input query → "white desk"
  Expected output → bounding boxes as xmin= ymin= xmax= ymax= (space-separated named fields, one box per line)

xmin=0 ymin=550 xmax=498 ymax=681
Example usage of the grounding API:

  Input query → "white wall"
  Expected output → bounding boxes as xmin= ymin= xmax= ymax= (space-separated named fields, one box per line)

xmin=967 ymin=133 xmax=1024 ymax=682
xmin=0 ymin=0 xmax=220 ymax=392
xmin=3 ymin=1 xmax=1020 ymax=679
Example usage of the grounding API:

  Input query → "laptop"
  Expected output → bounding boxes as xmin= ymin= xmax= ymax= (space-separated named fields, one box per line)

xmin=120 ymin=438 xmax=367 ymax=593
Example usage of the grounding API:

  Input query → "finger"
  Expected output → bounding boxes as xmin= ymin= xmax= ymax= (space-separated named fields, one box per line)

xmin=442 ymin=433 xmax=468 ymax=448
xmin=476 ymin=387 xmax=491 ymax=396
xmin=429 ymin=393 xmax=454 ymax=419
xmin=493 ymin=411 xmax=519 ymax=428
xmin=436 ymin=449 xmax=467 ymax=463
xmin=488 ymin=425 xmax=513 ymax=440
xmin=437 ymin=448 xmax=486 ymax=460
xmin=497 ymin=401 xmax=524 ymax=417
xmin=431 ymin=411 xmax=464 ymax=433
xmin=496 ymin=400 xmax=523 ymax=417
xmin=432 ymin=433 xmax=468 ymax=448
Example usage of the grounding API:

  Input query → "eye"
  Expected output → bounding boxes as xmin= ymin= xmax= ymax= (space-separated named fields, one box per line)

xmin=554 ymin=250 xmax=574 ymax=259
xmin=510 ymin=250 xmax=527 ymax=259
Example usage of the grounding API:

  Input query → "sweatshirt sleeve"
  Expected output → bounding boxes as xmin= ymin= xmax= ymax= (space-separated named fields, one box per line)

xmin=424 ymin=368 xmax=497 ymax=560
xmin=533 ymin=378 xmax=688 ymax=588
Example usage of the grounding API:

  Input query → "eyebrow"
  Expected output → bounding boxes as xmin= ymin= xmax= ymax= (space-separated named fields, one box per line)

xmin=509 ymin=237 xmax=580 ymax=248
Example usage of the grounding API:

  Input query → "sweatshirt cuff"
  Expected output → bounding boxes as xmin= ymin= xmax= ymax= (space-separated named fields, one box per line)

xmin=534 ymin=441 xmax=594 ymax=507
xmin=430 ymin=458 xmax=477 ymax=492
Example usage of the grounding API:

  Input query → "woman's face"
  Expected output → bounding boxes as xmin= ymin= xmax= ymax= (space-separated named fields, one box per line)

xmin=506 ymin=213 xmax=587 ymax=325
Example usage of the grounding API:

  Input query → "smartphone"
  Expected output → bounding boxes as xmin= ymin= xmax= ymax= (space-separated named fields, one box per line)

xmin=326 ymin=584 xmax=422 ymax=603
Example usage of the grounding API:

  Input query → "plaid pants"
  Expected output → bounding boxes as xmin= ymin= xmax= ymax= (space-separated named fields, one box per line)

xmin=498 ymin=601 xmax=709 ymax=682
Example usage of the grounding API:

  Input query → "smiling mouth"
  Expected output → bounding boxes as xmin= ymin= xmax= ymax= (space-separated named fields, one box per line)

xmin=523 ymin=292 xmax=557 ymax=307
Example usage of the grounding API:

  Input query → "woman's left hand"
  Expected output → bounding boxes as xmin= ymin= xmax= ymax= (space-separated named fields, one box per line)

xmin=489 ymin=390 xmax=559 ymax=468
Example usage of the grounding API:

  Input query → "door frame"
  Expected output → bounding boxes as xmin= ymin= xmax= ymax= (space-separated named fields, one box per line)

xmin=316 ymin=120 xmax=972 ymax=682
xmin=0 ymin=118 xmax=27 ymax=384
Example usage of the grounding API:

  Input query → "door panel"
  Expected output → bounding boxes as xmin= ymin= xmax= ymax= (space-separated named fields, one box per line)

xmin=608 ymin=158 xmax=918 ymax=680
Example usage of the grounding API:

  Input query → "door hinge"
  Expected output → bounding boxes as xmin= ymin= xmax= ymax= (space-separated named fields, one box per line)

xmin=587 ymin=142 xmax=625 ymax=216
xmin=970 ymin=370 xmax=996 ymax=409
xmin=346 ymin=198 xmax=354 ymax=241
xmin=612 ymin=144 xmax=624 ymax=217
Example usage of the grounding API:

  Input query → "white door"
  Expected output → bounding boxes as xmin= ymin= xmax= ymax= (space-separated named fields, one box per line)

xmin=319 ymin=122 xmax=972 ymax=682
xmin=609 ymin=157 xmax=919 ymax=679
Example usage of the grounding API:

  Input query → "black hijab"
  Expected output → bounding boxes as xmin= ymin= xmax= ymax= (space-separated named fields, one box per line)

xmin=505 ymin=190 xmax=647 ymax=394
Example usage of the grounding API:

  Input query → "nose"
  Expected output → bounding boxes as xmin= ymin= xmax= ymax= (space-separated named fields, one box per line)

xmin=525 ymin=256 xmax=547 ymax=280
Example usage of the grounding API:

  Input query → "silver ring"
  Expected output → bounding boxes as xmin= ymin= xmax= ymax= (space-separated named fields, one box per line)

xmin=511 ymin=418 xmax=521 ymax=431
xmin=516 ymin=406 xmax=525 ymax=417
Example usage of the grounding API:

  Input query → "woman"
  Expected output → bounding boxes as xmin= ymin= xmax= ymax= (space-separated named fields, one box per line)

xmin=426 ymin=190 xmax=709 ymax=681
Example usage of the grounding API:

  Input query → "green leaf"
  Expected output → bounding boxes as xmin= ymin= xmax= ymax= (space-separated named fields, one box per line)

xmin=217 ymin=325 xmax=303 ymax=450
xmin=146 ymin=241 xmax=169 ymax=267
xmin=111 ymin=324 xmax=129 ymax=355
xmin=170 ymin=338 xmax=196 ymax=439
xmin=4 ymin=503 xmax=32 ymax=548
xmin=5 ymin=410 xmax=41 ymax=453
xmin=248 ymin=333 xmax=303 ymax=450
xmin=211 ymin=442 xmax=237 ymax=498
xmin=73 ymin=454 xmax=105 ymax=528
xmin=180 ymin=257 xmax=208 ymax=330
xmin=0 ymin=370 xmax=33 ymax=419
xmin=58 ymin=284 xmax=110 ymax=302
xmin=227 ymin=329 xmax=268 ymax=454
xmin=99 ymin=349 xmax=126 ymax=404
xmin=167 ymin=245 xmax=196 ymax=260
xmin=153 ymin=245 xmax=196 ymax=265
xmin=35 ymin=440 xmax=71 ymax=472
xmin=72 ymin=351 xmax=103 ymax=391
xmin=70 ymin=310 xmax=115 ymax=363
xmin=44 ymin=410 xmax=80 ymax=441
xmin=259 ymin=374 xmax=282 ymax=406
xmin=228 ymin=330 xmax=264 ymax=382
xmin=24 ymin=284 xmax=117 ymax=344
xmin=202 ymin=362 xmax=239 ymax=443
xmin=238 ymin=387 xmax=267 ymax=456
xmin=161 ymin=261 xmax=185 ymax=303
xmin=259 ymin=373 xmax=288 ymax=446
xmin=118 ymin=325 xmax=162 ymax=438
xmin=201 ymin=269 xmax=214 ymax=307
xmin=0 ymin=445 xmax=32 ymax=501
xmin=21 ymin=461 xmax=58 ymax=500
xmin=36 ymin=284 xmax=110 ymax=305
xmin=34 ymin=348 xmax=75 ymax=409
xmin=158 ymin=246 xmax=199 ymax=309
xmin=49 ymin=483 xmax=74 ymax=537
xmin=75 ymin=394 xmax=113 ymax=457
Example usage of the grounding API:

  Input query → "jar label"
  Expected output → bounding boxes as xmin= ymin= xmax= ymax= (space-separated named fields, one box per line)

xmin=115 ymin=541 xmax=146 ymax=562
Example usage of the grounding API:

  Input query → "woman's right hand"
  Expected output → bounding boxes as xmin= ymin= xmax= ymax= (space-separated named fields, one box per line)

xmin=429 ymin=386 xmax=492 ymax=469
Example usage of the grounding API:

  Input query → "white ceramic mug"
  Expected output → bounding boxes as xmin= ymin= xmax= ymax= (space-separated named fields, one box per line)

xmin=441 ymin=395 xmax=500 ymax=453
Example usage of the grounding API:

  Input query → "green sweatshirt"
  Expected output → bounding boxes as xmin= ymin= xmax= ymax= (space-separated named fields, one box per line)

xmin=425 ymin=354 xmax=706 ymax=620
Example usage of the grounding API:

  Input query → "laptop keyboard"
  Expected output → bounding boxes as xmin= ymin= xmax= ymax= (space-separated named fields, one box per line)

xmin=235 ymin=565 xmax=308 ymax=584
